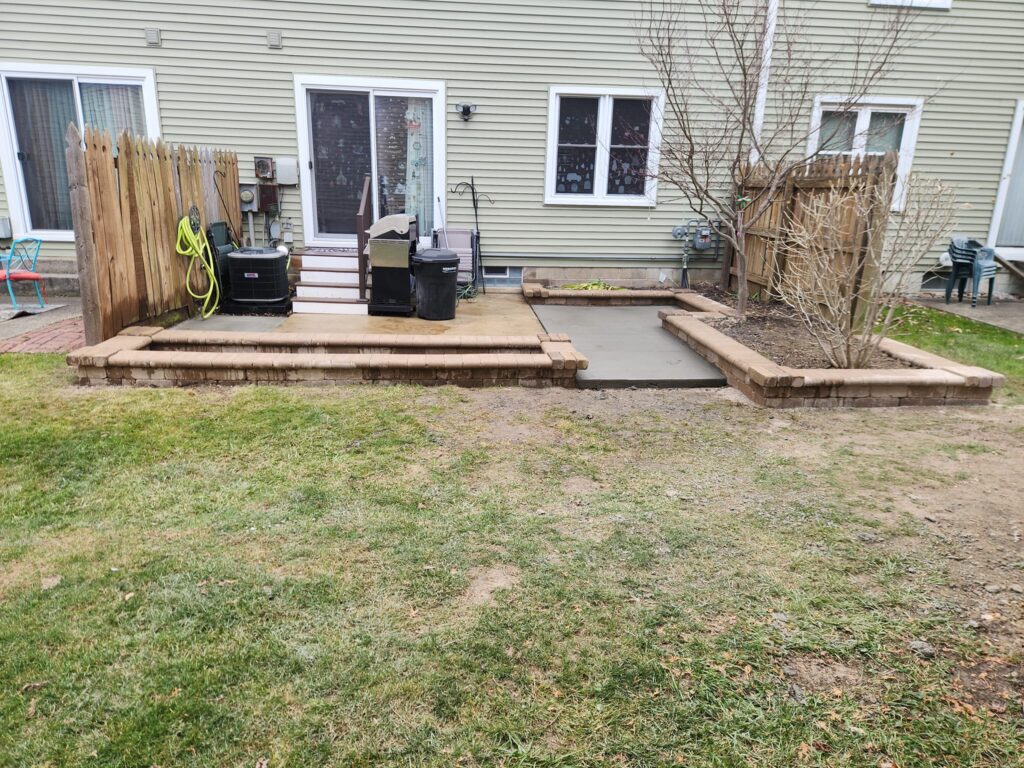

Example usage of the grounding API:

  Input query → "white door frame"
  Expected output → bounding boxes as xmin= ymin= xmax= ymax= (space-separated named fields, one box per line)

xmin=293 ymin=74 xmax=446 ymax=248
xmin=987 ymin=98 xmax=1024 ymax=259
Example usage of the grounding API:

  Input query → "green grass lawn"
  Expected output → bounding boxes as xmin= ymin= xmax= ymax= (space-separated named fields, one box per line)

xmin=1 ymin=354 xmax=1022 ymax=767
xmin=891 ymin=304 xmax=1024 ymax=404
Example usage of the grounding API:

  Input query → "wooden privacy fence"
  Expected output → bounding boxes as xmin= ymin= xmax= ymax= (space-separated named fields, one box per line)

xmin=66 ymin=123 xmax=241 ymax=344
xmin=740 ymin=154 xmax=896 ymax=296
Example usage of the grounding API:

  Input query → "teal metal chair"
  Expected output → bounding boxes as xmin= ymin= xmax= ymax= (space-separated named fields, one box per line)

xmin=1 ymin=237 xmax=45 ymax=310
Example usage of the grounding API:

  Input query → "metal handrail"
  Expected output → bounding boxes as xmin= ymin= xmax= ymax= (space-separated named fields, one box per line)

xmin=355 ymin=173 xmax=372 ymax=300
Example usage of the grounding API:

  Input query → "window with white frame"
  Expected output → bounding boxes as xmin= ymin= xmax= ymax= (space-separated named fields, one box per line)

xmin=545 ymin=86 xmax=664 ymax=206
xmin=868 ymin=0 xmax=951 ymax=10
xmin=0 ymin=64 xmax=159 ymax=237
xmin=809 ymin=96 xmax=923 ymax=210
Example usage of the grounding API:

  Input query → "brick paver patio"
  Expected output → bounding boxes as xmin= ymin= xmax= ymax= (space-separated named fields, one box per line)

xmin=0 ymin=317 xmax=86 ymax=353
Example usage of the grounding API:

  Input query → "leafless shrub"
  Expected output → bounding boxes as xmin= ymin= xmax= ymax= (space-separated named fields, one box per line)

xmin=774 ymin=173 xmax=956 ymax=368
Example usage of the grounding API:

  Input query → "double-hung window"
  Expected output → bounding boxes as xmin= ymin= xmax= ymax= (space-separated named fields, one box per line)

xmin=808 ymin=96 xmax=923 ymax=210
xmin=545 ymin=86 xmax=664 ymax=206
xmin=0 ymin=64 xmax=159 ymax=239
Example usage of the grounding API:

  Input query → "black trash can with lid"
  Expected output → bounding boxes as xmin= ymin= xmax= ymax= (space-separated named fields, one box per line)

xmin=413 ymin=248 xmax=459 ymax=320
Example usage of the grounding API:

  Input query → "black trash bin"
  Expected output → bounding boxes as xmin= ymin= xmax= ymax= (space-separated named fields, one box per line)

xmin=413 ymin=248 xmax=459 ymax=320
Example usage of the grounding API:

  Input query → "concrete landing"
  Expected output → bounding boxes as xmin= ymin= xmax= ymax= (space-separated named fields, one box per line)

xmin=917 ymin=297 xmax=1024 ymax=335
xmin=174 ymin=314 xmax=286 ymax=332
xmin=531 ymin=305 xmax=726 ymax=389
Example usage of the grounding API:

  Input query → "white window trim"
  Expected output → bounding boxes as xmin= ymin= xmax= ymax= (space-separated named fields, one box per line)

xmin=0 ymin=62 xmax=160 ymax=242
xmin=807 ymin=94 xmax=924 ymax=211
xmin=293 ymin=74 xmax=446 ymax=248
xmin=544 ymin=85 xmax=665 ymax=208
xmin=482 ymin=265 xmax=510 ymax=279
xmin=987 ymin=98 xmax=1024 ymax=260
xmin=869 ymin=0 xmax=951 ymax=10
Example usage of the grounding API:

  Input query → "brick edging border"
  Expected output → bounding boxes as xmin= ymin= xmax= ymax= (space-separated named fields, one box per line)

xmin=67 ymin=329 xmax=589 ymax=388
xmin=659 ymin=311 xmax=1004 ymax=408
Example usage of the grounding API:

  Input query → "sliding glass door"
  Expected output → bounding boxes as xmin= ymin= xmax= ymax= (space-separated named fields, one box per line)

xmin=305 ymin=84 xmax=439 ymax=241
xmin=4 ymin=75 xmax=148 ymax=232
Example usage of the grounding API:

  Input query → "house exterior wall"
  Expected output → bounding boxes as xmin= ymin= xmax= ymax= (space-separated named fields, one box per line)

xmin=788 ymin=0 xmax=1024 ymax=284
xmin=0 ymin=0 xmax=1022 ymax=288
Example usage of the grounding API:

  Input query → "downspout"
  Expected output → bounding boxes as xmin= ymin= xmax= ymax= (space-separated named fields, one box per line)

xmin=749 ymin=0 xmax=779 ymax=164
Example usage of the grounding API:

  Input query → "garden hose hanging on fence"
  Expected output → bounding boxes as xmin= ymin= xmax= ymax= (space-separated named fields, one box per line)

xmin=176 ymin=205 xmax=220 ymax=319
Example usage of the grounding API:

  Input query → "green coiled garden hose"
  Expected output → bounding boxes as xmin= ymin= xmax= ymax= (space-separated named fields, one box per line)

xmin=175 ymin=214 xmax=220 ymax=319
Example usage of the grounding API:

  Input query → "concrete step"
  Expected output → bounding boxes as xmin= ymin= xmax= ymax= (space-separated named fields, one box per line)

xmin=291 ymin=297 xmax=369 ymax=315
xmin=296 ymin=283 xmax=361 ymax=300
xmin=41 ymin=273 xmax=80 ymax=296
xmin=36 ymin=257 xmax=79 ymax=273
xmin=300 ymin=268 xmax=361 ymax=286
xmin=301 ymin=254 xmax=360 ymax=270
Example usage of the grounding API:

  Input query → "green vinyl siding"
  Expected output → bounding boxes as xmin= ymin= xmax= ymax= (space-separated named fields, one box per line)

xmin=0 ymin=0 xmax=1022 ymax=276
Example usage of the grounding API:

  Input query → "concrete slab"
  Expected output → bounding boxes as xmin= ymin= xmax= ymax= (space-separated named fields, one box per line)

xmin=917 ymin=297 xmax=1024 ymax=335
xmin=174 ymin=314 xmax=286 ymax=332
xmin=532 ymin=305 xmax=726 ymax=389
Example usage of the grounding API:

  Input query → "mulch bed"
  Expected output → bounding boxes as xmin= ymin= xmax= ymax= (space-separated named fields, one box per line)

xmin=692 ymin=284 xmax=911 ymax=370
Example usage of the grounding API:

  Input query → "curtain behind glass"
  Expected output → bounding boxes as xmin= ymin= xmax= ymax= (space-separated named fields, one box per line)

xmin=80 ymin=83 xmax=146 ymax=138
xmin=997 ymin=118 xmax=1024 ymax=247
xmin=374 ymin=95 xmax=433 ymax=231
xmin=7 ymin=78 xmax=78 ymax=230
xmin=866 ymin=112 xmax=906 ymax=154
xmin=818 ymin=111 xmax=856 ymax=153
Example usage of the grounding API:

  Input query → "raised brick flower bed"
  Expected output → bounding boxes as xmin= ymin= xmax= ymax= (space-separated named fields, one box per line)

xmin=660 ymin=309 xmax=1003 ymax=408
xmin=523 ymin=283 xmax=739 ymax=313
xmin=67 ymin=328 xmax=588 ymax=388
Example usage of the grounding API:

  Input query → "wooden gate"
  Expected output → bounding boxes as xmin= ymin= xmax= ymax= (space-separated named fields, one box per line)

xmin=65 ymin=123 xmax=241 ymax=344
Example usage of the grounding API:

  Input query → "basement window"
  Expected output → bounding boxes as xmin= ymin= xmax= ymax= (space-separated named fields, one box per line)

xmin=545 ymin=86 xmax=665 ymax=207
xmin=808 ymin=96 xmax=924 ymax=211
xmin=0 ymin=64 xmax=160 ymax=240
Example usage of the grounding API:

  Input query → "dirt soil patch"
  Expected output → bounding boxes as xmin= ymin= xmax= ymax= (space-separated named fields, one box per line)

xmin=461 ymin=565 xmax=521 ymax=609
xmin=783 ymin=655 xmax=875 ymax=700
xmin=693 ymin=284 xmax=911 ymax=370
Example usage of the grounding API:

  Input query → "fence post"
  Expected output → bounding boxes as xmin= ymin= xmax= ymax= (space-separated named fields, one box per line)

xmin=65 ymin=123 xmax=103 ymax=345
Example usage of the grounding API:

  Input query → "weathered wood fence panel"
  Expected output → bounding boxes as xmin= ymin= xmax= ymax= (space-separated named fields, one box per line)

xmin=66 ymin=123 xmax=240 ymax=343
xmin=741 ymin=154 xmax=895 ymax=296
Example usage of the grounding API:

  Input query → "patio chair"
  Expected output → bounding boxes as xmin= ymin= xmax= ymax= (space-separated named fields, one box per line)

xmin=1 ymin=237 xmax=45 ymax=310
xmin=432 ymin=227 xmax=484 ymax=295
xmin=945 ymin=237 xmax=996 ymax=308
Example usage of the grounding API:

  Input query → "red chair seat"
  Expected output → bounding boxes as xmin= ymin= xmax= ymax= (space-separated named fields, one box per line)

xmin=0 ymin=269 xmax=42 ymax=281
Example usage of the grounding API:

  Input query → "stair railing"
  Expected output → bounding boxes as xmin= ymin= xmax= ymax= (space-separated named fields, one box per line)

xmin=355 ymin=173 xmax=372 ymax=301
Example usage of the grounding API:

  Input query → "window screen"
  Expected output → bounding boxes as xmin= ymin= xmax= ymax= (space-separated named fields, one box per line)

xmin=608 ymin=98 xmax=651 ymax=196
xmin=7 ymin=78 xmax=79 ymax=231
xmin=555 ymin=97 xmax=598 ymax=195
xmin=308 ymin=90 xmax=372 ymax=236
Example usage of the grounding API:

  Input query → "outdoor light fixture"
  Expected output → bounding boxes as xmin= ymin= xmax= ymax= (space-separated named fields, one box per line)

xmin=144 ymin=28 xmax=162 ymax=46
xmin=456 ymin=103 xmax=477 ymax=121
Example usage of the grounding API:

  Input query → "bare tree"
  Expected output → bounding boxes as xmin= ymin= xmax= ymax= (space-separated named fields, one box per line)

xmin=774 ymin=171 xmax=956 ymax=368
xmin=638 ymin=0 xmax=926 ymax=316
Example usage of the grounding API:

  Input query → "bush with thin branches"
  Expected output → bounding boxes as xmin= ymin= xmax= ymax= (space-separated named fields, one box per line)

xmin=774 ymin=172 xmax=956 ymax=368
